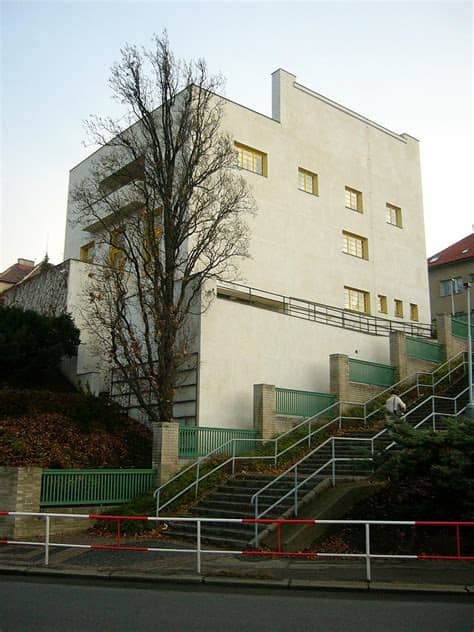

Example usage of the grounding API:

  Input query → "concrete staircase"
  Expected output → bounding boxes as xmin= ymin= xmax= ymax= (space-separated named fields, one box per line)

xmin=164 ymin=429 xmax=375 ymax=548
xmin=163 ymin=372 xmax=470 ymax=549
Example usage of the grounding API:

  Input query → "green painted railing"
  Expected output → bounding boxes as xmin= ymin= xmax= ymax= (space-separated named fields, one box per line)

xmin=41 ymin=469 xmax=157 ymax=507
xmin=452 ymin=312 xmax=474 ymax=339
xmin=406 ymin=336 xmax=444 ymax=363
xmin=179 ymin=426 xmax=258 ymax=459
xmin=348 ymin=358 xmax=396 ymax=387
xmin=275 ymin=388 xmax=336 ymax=417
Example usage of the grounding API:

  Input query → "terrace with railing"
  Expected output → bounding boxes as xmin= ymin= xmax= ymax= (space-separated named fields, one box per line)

xmin=217 ymin=281 xmax=433 ymax=338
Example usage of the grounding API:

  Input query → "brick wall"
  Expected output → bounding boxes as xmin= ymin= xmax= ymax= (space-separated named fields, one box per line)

xmin=0 ymin=467 xmax=42 ymax=539
xmin=152 ymin=422 xmax=181 ymax=483
xmin=330 ymin=354 xmax=385 ymax=406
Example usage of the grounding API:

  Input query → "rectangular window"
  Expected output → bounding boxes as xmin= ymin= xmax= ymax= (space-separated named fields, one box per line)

xmin=440 ymin=277 xmax=463 ymax=297
xmin=342 ymin=231 xmax=368 ymax=260
xmin=344 ymin=286 xmax=370 ymax=314
xmin=386 ymin=203 xmax=402 ymax=227
xmin=235 ymin=142 xmax=267 ymax=176
xmin=410 ymin=303 xmax=419 ymax=321
xmin=80 ymin=241 xmax=95 ymax=263
xmin=394 ymin=299 xmax=403 ymax=318
xmin=298 ymin=168 xmax=318 ymax=195
xmin=143 ymin=211 xmax=164 ymax=267
xmin=377 ymin=294 xmax=388 ymax=314
xmin=109 ymin=228 xmax=126 ymax=269
xmin=345 ymin=186 xmax=363 ymax=212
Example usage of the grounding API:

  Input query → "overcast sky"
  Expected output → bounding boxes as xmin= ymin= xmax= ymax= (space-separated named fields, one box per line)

xmin=1 ymin=1 xmax=472 ymax=270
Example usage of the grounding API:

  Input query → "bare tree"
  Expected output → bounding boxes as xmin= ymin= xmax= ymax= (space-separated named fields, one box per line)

xmin=72 ymin=34 xmax=254 ymax=424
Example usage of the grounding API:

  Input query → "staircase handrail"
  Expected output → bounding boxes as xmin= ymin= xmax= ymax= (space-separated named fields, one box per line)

xmin=250 ymin=434 xmax=374 ymax=545
xmin=379 ymin=386 xmax=470 ymax=451
xmin=251 ymin=434 xmax=373 ymax=513
xmin=154 ymin=413 xmax=355 ymax=515
xmin=153 ymin=351 xmax=467 ymax=516
xmin=251 ymin=390 xmax=470 ymax=545
xmin=364 ymin=351 xmax=466 ymax=423
xmin=153 ymin=436 xmax=275 ymax=515
xmin=371 ymin=385 xmax=471 ymax=447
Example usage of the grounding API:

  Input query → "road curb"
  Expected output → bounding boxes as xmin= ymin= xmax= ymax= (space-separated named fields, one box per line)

xmin=0 ymin=564 xmax=472 ymax=595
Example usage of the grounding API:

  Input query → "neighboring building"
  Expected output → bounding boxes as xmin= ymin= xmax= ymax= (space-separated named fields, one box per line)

xmin=16 ymin=70 xmax=432 ymax=428
xmin=0 ymin=258 xmax=35 ymax=299
xmin=428 ymin=232 xmax=474 ymax=317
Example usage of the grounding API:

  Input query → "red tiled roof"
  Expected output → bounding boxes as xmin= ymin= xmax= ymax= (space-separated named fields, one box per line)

xmin=428 ymin=233 xmax=474 ymax=268
xmin=0 ymin=262 xmax=35 ymax=285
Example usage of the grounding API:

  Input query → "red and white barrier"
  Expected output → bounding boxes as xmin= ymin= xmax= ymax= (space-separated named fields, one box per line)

xmin=0 ymin=512 xmax=472 ymax=580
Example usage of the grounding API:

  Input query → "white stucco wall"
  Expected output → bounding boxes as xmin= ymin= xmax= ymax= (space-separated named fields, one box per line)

xmin=63 ymin=69 xmax=430 ymax=426
xmin=66 ymin=259 xmax=109 ymax=392
xmin=198 ymin=297 xmax=389 ymax=429
xmin=218 ymin=69 xmax=429 ymax=323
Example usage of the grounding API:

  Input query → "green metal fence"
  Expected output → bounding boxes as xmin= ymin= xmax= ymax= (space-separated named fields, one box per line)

xmin=41 ymin=469 xmax=157 ymax=507
xmin=275 ymin=388 xmax=336 ymax=417
xmin=406 ymin=336 xmax=444 ymax=363
xmin=348 ymin=358 xmax=396 ymax=387
xmin=178 ymin=426 xmax=258 ymax=459
xmin=452 ymin=312 xmax=474 ymax=339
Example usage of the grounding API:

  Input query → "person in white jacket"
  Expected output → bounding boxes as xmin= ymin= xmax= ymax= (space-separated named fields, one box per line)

xmin=385 ymin=393 xmax=406 ymax=422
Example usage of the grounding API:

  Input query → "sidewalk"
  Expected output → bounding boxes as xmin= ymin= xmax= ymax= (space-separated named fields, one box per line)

xmin=1 ymin=534 xmax=473 ymax=594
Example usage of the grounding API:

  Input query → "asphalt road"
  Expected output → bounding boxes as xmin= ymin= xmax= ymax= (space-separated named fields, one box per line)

xmin=0 ymin=575 xmax=473 ymax=632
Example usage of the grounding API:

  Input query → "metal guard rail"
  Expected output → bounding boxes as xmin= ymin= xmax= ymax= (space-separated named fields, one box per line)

xmin=154 ymin=351 xmax=468 ymax=515
xmin=1 ymin=512 xmax=472 ymax=581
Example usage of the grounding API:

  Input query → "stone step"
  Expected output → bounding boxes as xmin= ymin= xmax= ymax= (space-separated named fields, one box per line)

xmin=164 ymin=381 xmax=468 ymax=549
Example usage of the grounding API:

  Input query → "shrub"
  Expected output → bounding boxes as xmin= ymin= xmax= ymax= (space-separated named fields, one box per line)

xmin=0 ymin=306 xmax=80 ymax=387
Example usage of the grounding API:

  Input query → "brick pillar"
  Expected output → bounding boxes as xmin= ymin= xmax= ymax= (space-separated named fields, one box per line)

xmin=436 ymin=313 xmax=455 ymax=359
xmin=253 ymin=384 xmax=276 ymax=441
xmin=0 ymin=467 xmax=42 ymax=539
xmin=152 ymin=422 xmax=180 ymax=484
xmin=389 ymin=331 xmax=408 ymax=381
xmin=329 ymin=354 xmax=349 ymax=401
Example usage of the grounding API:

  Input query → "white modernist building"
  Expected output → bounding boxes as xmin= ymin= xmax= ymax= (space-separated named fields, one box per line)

xmin=63 ymin=69 xmax=430 ymax=429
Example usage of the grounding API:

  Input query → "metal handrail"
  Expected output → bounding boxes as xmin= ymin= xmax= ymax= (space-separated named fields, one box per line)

xmin=153 ymin=352 xmax=467 ymax=515
xmin=371 ymin=385 xmax=470 ymax=448
xmin=250 ymin=390 xmax=470 ymax=546
xmin=364 ymin=350 xmax=466 ymax=423
xmin=217 ymin=280 xmax=433 ymax=338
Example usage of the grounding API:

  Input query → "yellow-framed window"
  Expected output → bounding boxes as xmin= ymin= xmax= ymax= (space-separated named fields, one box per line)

xmin=410 ymin=303 xmax=419 ymax=322
xmin=394 ymin=299 xmax=404 ymax=318
xmin=109 ymin=228 xmax=126 ymax=269
xmin=143 ymin=218 xmax=163 ymax=267
xmin=235 ymin=142 xmax=267 ymax=176
xmin=298 ymin=168 xmax=318 ymax=195
xmin=386 ymin=203 xmax=402 ymax=227
xmin=342 ymin=231 xmax=368 ymax=259
xmin=344 ymin=286 xmax=370 ymax=314
xmin=345 ymin=186 xmax=363 ymax=212
xmin=377 ymin=294 xmax=388 ymax=314
xmin=80 ymin=241 xmax=95 ymax=263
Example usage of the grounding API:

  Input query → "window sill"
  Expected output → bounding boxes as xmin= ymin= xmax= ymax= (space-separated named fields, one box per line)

xmin=345 ymin=206 xmax=363 ymax=213
xmin=298 ymin=188 xmax=319 ymax=197
xmin=237 ymin=166 xmax=267 ymax=177
xmin=342 ymin=252 xmax=368 ymax=261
